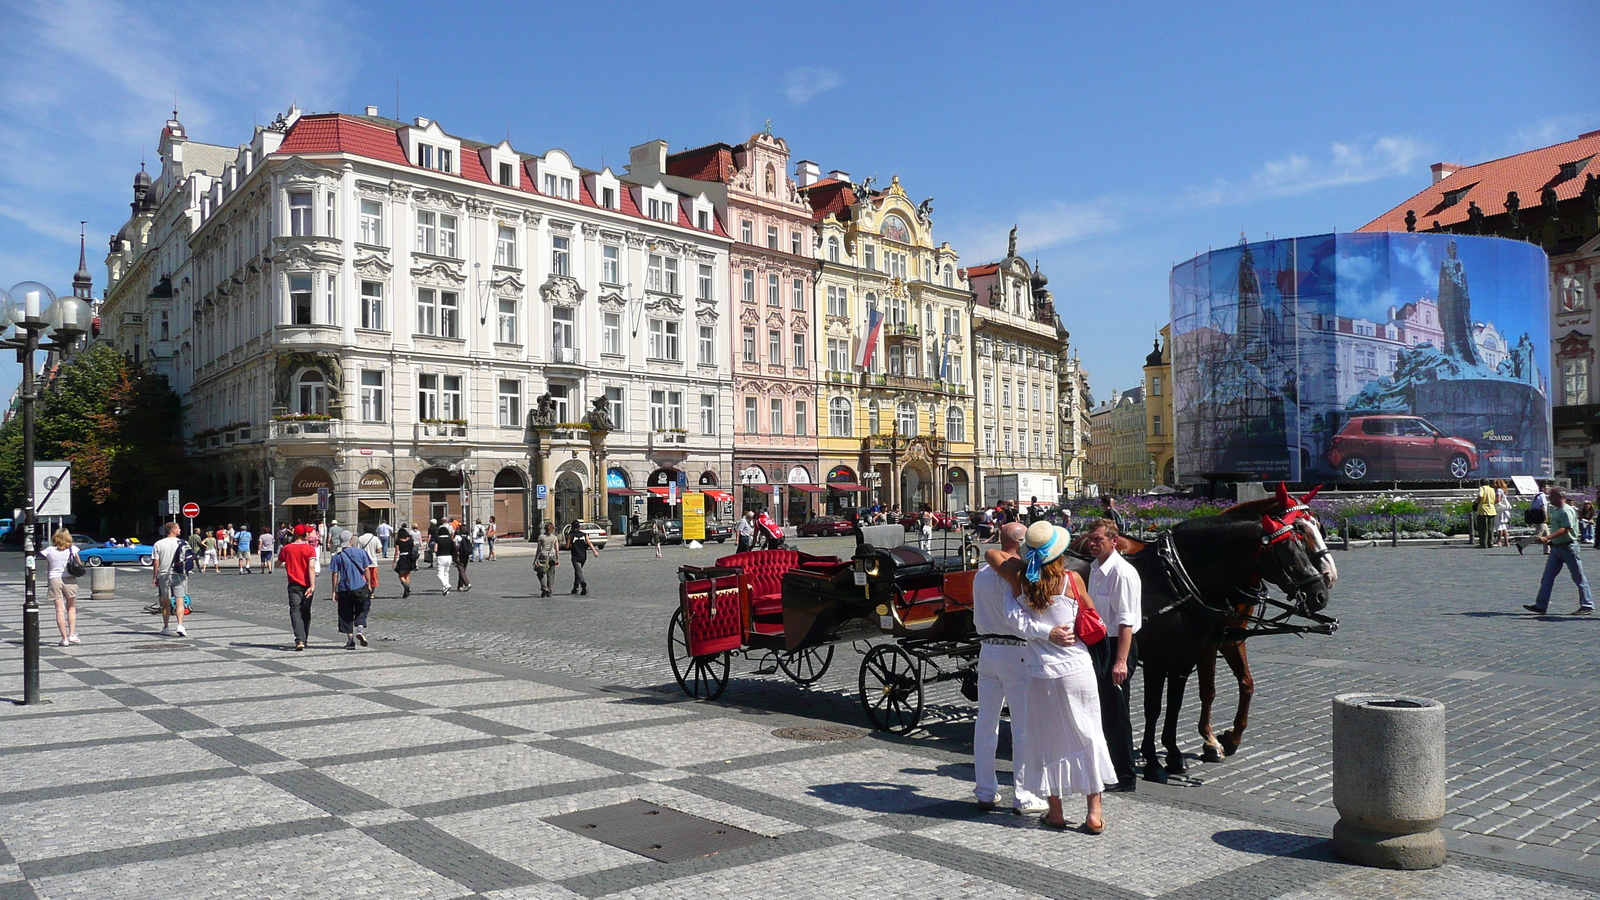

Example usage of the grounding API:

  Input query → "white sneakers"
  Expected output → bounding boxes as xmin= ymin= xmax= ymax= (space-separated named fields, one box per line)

xmin=159 ymin=627 xmax=173 ymax=636
xmin=174 ymin=626 xmax=187 ymax=637
xmin=58 ymin=638 xmax=70 ymax=647
xmin=67 ymin=634 xmax=80 ymax=644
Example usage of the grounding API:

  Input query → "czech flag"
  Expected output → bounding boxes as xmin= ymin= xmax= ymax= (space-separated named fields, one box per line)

xmin=855 ymin=306 xmax=884 ymax=369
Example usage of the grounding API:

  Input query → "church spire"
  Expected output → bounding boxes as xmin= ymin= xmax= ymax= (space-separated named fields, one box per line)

xmin=72 ymin=222 xmax=93 ymax=299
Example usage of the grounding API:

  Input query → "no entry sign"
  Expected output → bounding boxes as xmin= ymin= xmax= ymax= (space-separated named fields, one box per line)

xmin=182 ymin=502 xmax=200 ymax=519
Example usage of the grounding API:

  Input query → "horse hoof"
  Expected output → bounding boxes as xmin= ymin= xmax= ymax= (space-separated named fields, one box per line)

xmin=1201 ymin=745 xmax=1222 ymax=763
xmin=1219 ymin=734 xmax=1241 ymax=757
xmin=1165 ymin=754 xmax=1188 ymax=775
xmin=1142 ymin=763 xmax=1168 ymax=784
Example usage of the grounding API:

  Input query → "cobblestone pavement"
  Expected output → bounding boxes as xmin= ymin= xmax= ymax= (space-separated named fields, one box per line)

xmin=0 ymin=537 xmax=1594 ymax=897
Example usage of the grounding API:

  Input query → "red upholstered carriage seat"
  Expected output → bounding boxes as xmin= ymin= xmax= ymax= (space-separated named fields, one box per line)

xmin=714 ymin=549 xmax=847 ymax=620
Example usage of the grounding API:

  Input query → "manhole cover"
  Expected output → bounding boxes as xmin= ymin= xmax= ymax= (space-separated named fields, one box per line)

xmin=772 ymin=725 xmax=866 ymax=742
xmin=543 ymin=799 xmax=765 ymax=863
xmin=130 ymin=643 xmax=201 ymax=652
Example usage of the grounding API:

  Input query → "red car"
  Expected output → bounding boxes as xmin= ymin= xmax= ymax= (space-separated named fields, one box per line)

xmin=796 ymin=515 xmax=855 ymax=537
xmin=1326 ymin=415 xmax=1479 ymax=481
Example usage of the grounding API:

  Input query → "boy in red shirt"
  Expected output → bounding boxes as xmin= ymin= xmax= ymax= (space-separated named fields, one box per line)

xmin=280 ymin=525 xmax=319 ymax=651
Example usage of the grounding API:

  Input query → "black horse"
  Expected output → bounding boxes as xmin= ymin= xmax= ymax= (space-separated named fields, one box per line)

xmin=1065 ymin=511 xmax=1332 ymax=783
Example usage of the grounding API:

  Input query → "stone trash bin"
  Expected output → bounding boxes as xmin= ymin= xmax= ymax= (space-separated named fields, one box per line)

xmin=89 ymin=565 xmax=116 ymax=601
xmin=1331 ymin=693 xmax=1447 ymax=869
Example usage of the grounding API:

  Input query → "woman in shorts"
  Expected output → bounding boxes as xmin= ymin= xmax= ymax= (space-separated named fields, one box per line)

xmin=40 ymin=529 xmax=82 ymax=646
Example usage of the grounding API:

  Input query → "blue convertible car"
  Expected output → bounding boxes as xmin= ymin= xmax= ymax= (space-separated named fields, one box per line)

xmin=77 ymin=542 xmax=155 ymax=567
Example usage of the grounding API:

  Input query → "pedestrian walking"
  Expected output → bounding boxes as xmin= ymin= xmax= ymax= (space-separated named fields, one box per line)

xmin=280 ymin=526 xmax=319 ymax=651
xmin=151 ymin=522 xmax=193 ymax=637
xmin=221 ymin=525 xmax=234 ymax=560
xmin=258 ymin=527 xmax=276 ymax=573
xmin=392 ymin=526 xmax=417 ymax=597
xmin=1083 ymin=518 xmax=1140 ymax=792
xmin=472 ymin=518 xmax=487 ymax=562
xmin=306 ymin=523 xmax=322 ymax=561
xmin=376 ymin=520 xmax=393 ymax=558
xmin=40 ymin=529 xmax=83 ymax=647
xmin=329 ymin=541 xmax=375 ymax=649
xmin=452 ymin=519 xmax=474 ymax=592
xmin=234 ymin=524 xmax=254 ymax=574
xmin=534 ymin=521 xmax=561 ymax=597
xmin=736 ymin=510 xmax=755 ymax=553
xmin=971 ymin=522 xmax=1044 ymax=814
xmin=433 ymin=520 xmax=455 ymax=596
xmin=1495 ymin=481 xmax=1512 ymax=547
xmin=1523 ymin=488 xmax=1595 ymax=615
xmin=486 ymin=516 xmax=498 ymax=561
xmin=651 ymin=518 xmax=665 ymax=558
xmin=568 ymin=520 xmax=597 ymax=595
xmin=200 ymin=531 xmax=220 ymax=573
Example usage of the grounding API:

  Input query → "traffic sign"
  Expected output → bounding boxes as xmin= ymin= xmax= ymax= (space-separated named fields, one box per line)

xmin=317 ymin=487 xmax=329 ymax=511
xmin=167 ymin=489 xmax=180 ymax=513
xmin=35 ymin=462 xmax=71 ymax=517
xmin=182 ymin=502 xmax=200 ymax=518
xmin=536 ymin=484 xmax=548 ymax=499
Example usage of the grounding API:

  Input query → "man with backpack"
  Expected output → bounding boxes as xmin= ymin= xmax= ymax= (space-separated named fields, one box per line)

xmin=329 ymin=539 xmax=377 ymax=649
xmin=151 ymin=522 xmax=192 ymax=637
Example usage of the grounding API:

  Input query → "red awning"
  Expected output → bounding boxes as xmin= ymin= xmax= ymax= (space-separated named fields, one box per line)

xmin=828 ymin=483 xmax=869 ymax=492
xmin=701 ymin=489 xmax=734 ymax=502
xmin=788 ymin=484 xmax=825 ymax=493
xmin=646 ymin=487 xmax=672 ymax=497
xmin=607 ymin=488 xmax=641 ymax=496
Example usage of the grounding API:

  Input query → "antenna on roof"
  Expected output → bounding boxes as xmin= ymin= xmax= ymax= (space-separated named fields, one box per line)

xmin=395 ymin=77 xmax=400 ymax=121
xmin=172 ymin=88 xmax=178 ymax=121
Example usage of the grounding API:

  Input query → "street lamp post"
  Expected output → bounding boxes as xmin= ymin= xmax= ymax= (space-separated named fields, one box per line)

xmin=1 ymin=283 xmax=89 ymax=705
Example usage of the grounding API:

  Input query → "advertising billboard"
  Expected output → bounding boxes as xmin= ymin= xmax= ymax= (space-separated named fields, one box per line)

xmin=1171 ymin=233 xmax=1551 ymax=483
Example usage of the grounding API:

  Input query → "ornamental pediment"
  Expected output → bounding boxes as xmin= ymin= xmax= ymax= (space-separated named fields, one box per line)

xmin=597 ymin=290 xmax=627 ymax=312
xmin=645 ymin=295 xmax=684 ymax=316
xmin=413 ymin=189 xmax=465 ymax=210
xmin=540 ymin=274 xmax=584 ymax=307
xmin=411 ymin=259 xmax=466 ymax=284
xmin=354 ymin=253 xmax=392 ymax=279
xmin=738 ymin=307 xmax=761 ymax=325
xmin=694 ymin=304 xmax=719 ymax=324
xmin=279 ymin=157 xmax=335 ymax=187
xmin=492 ymin=273 xmax=525 ymax=299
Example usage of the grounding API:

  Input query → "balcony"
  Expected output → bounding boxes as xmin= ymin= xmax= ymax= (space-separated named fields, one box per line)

xmin=884 ymin=323 xmax=921 ymax=344
xmin=415 ymin=420 xmax=468 ymax=440
xmin=549 ymin=346 xmax=584 ymax=367
xmin=650 ymin=429 xmax=688 ymax=447
xmin=268 ymin=418 xmax=341 ymax=440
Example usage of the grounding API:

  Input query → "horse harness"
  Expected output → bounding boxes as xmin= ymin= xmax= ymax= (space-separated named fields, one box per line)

xmin=1143 ymin=525 xmax=1337 ymax=640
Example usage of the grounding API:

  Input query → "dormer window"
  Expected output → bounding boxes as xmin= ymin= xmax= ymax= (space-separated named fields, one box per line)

xmin=697 ymin=210 xmax=710 ymax=230
xmin=1559 ymin=156 xmax=1592 ymax=182
xmin=543 ymin=174 xmax=574 ymax=199
xmin=647 ymin=198 xmax=676 ymax=223
xmin=418 ymin=145 xmax=433 ymax=169
xmin=1441 ymin=185 xmax=1473 ymax=207
xmin=498 ymin=162 xmax=514 ymax=186
xmin=602 ymin=187 xmax=616 ymax=209
xmin=439 ymin=148 xmax=453 ymax=172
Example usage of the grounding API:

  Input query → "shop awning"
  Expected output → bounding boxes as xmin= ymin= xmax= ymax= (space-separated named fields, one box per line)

xmin=828 ymin=483 xmax=869 ymax=492
xmin=701 ymin=489 xmax=734 ymax=502
xmin=358 ymin=498 xmax=397 ymax=509
xmin=281 ymin=495 xmax=322 ymax=506
xmin=607 ymin=488 xmax=642 ymax=496
xmin=646 ymin=487 xmax=672 ymax=497
xmin=787 ymin=484 xmax=824 ymax=493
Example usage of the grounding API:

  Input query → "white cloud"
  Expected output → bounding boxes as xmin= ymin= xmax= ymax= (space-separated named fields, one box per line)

xmin=947 ymin=196 xmax=1122 ymax=262
xmin=784 ymin=67 xmax=843 ymax=105
xmin=1186 ymin=135 xmax=1430 ymax=207
xmin=1505 ymin=113 xmax=1598 ymax=153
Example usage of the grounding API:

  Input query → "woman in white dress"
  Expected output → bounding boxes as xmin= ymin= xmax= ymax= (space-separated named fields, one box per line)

xmin=999 ymin=521 xmax=1118 ymax=832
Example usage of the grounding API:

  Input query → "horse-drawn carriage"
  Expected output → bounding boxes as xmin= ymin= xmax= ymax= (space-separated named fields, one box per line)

xmin=669 ymin=524 xmax=981 ymax=732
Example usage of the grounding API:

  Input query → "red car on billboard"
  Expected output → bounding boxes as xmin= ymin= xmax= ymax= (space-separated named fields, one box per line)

xmin=1326 ymin=415 xmax=1480 ymax=481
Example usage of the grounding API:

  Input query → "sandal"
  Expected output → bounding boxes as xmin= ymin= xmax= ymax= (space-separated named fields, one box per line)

xmin=1081 ymin=819 xmax=1105 ymax=835
xmin=1042 ymin=815 xmax=1069 ymax=830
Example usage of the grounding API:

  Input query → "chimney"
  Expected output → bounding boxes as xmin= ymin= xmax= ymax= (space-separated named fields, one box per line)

xmin=364 ymin=105 xmax=379 ymax=116
xmin=414 ymin=116 xmax=430 ymax=128
xmin=794 ymin=160 xmax=820 ymax=187
xmin=828 ymin=169 xmax=851 ymax=184
xmin=628 ymin=140 xmax=669 ymax=178
xmin=1430 ymin=162 xmax=1461 ymax=184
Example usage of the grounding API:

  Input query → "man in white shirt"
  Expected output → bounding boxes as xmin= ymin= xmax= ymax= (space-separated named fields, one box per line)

xmin=971 ymin=522 xmax=1046 ymax=814
xmin=1084 ymin=518 xmax=1141 ymax=792
xmin=150 ymin=522 xmax=190 ymax=637
xmin=376 ymin=521 xmax=393 ymax=558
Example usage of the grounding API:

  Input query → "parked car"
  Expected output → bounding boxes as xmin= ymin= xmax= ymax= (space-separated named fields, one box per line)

xmin=77 ymin=540 xmax=155 ymax=567
xmin=951 ymin=510 xmax=973 ymax=530
xmin=1326 ymin=415 xmax=1479 ymax=481
xmin=702 ymin=519 xmax=733 ymax=543
xmin=796 ymin=515 xmax=855 ymax=537
xmin=565 ymin=521 xmax=608 ymax=551
xmin=625 ymin=519 xmax=683 ymax=546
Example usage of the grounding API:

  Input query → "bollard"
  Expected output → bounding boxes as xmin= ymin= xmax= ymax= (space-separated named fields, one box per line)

xmin=1331 ymin=693 xmax=1447 ymax=869
xmin=89 ymin=566 xmax=116 ymax=601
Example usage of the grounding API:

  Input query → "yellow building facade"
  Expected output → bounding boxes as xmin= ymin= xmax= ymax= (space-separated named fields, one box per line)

xmin=1144 ymin=325 xmax=1175 ymax=486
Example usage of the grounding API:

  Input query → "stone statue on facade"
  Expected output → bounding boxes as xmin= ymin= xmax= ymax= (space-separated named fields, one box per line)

xmin=584 ymin=395 xmax=614 ymax=432
xmin=916 ymin=197 xmax=934 ymax=226
xmin=1585 ymin=173 xmax=1600 ymax=213
xmin=1504 ymin=191 xmax=1521 ymax=229
xmin=1006 ymin=225 xmax=1018 ymax=258
xmin=1541 ymin=185 xmax=1560 ymax=219
xmin=1404 ymin=210 xmax=1417 ymax=232
xmin=528 ymin=392 xmax=556 ymax=427
xmin=1466 ymin=201 xmax=1484 ymax=233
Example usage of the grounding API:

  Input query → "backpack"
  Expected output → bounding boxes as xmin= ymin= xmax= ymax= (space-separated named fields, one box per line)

xmin=169 ymin=540 xmax=197 ymax=576
xmin=1525 ymin=506 xmax=1546 ymax=526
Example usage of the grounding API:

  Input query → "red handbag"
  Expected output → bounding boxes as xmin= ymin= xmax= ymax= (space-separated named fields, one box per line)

xmin=1064 ymin=571 xmax=1108 ymax=645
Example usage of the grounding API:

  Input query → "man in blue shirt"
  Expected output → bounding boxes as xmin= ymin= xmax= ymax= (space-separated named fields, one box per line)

xmin=329 ymin=542 xmax=376 ymax=649
xmin=234 ymin=526 xmax=254 ymax=575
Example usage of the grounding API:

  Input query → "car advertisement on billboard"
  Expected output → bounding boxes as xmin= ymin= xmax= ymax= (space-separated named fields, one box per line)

xmin=1171 ymin=232 xmax=1551 ymax=483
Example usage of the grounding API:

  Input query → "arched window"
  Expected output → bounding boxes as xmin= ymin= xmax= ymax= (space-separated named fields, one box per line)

xmin=867 ymin=400 xmax=881 ymax=435
xmin=945 ymin=406 xmax=965 ymax=442
xmin=943 ymin=265 xmax=953 ymax=287
xmin=297 ymin=370 xmax=326 ymax=416
xmin=829 ymin=397 xmax=853 ymax=437
xmin=896 ymin=402 xmax=916 ymax=436
xmin=827 ymin=237 xmax=840 ymax=263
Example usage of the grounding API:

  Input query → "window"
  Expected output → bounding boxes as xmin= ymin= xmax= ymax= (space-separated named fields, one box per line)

xmin=417 ymin=144 xmax=434 ymax=169
xmin=896 ymin=402 xmax=917 ymax=436
xmin=791 ymin=277 xmax=804 ymax=309
xmin=1152 ymin=414 xmax=1163 ymax=436
xmin=742 ymin=269 xmax=755 ymax=304
xmin=770 ymin=398 xmax=784 ymax=434
xmin=827 ymin=285 xmax=847 ymax=318
xmin=766 ymin=225 xmax=778 ymax=249
xmin=289 ymin=192 xmax=313 ymax=236
xmin=498 ymin=162 xmax=514 ymax=186
xmin=650 ymin=390 xmax=682 ymax=429
xmin=416 ymin=288 xmax=436 ymax=334
xmin=943 ymin=265 xmax=953 ymax=287
xmin=795 ymin=400 xmax=807 ymax=436
xmin=1032 ymin=385 xmax=1040 ymax=411
xmin=439 ymin=291 xmax=458 ymax=337
xmin=742 ymin=327 xmax=756 ymax=363
xmin=417 ymin=373 xmax=439 ymax=419
xmin=438 ymin=214 xmax=457 ymax=257
xmin=1151 ymin=375 xmax=1162 ymax=396
xmin=551 ymin=235 xmax=570 ymax=276
xmin=360 ymin=281 xmax=383 ymax=330
xmin=944 ymin=308 xmax=960 ymax=335
xmin=607 ymin=386 xmax=626 ymax=432
xmin=647 ymin=197 xmax=675 ymax=222
xmin=792 ymin=332 xmax=806 ymax=368
xmin=663 ymin=257 xmax=679 ymax=294
xmin=325 ymin=194 xmax=336 ymax=237
xmin=544 ymin=174 xmax=574 ymax=199
xmin=548 ymin=385 xmax=569 ymax=423
xmin=603 ymin=313 xmax=622 ymax=355
xmin=946 ymin=406 xmax=965 ymax=442
xmin=698 ymin=264 xmax=714 ymax=300
xmin=415 ymin=210 xmax=436 ymax=254
xmin=325 ymin=276 xmax=337 ymax=325
xmin=497 ymin=298 xmax=518 ymax=344
xmin=441 ymin=375 xmax=462 ymax=420
xmin=602 ymin=187 xmax=616 ymax=209
xmin=290 ymin=275 xmax=313 ymax=325
xmin=495 ymin=379 xmax=521 ymax=426
xmin=829 ymin=397 xmax=852 ymax=437
xmin=827 ymin=338 xmax=849 ymax=372
xmin=696 ymin=209 xmax=710 ymax=230
xmin=297 ymin=370 xmax=326 ymax=415
xmin=358 ymin=199 xmax=383 ymax=245
xmin=602 ymin=244 xmax=621 ymax=284
xmin=827 ymin=237 xmax=840 ymax=262
xmin=1003 ymin=428 xmax=1012 ymax=452
xmin=360 ymin=370 xmax=384 ymax=422
xmin=1565 ymin=357 xmax=1590 ymax=405
xmin=1002 ymin=379 xmax=1012 ymax=406
xmin=868 ymin=400 xmax=881 ymax=435
xmin=699 ymin=324 xmax=715 ymax=365
xmin=552 ymin=307 xmax=575 ymax=351
xmin=648 ymin=318 xmax=679 ymax=360
xmin=439 ymin=148 xmax=453 ymax=172
xmin=791 ymin=231 xmax=802 ymax=255
xmin=984 ymin=426 xmax=994 ymax=453
xmin=1562 ymin=275 xmax=1587 ymax=312
xmin=741 ymin=220 xmax=753 ymax=243
xmin=494 ymin=226 xmax=517 ymax=268
xmin=864 ymin=244 xmax=876 ymax=271
xmin=1032 ymin=431 xmax=1041 ymax=455
xmin=744 ymin=397 xmax=758 ymax=433
xmin=768 ymin=329 xmax=781 ymax=364
xmin=767 ymin=273 xmax=780 ymax=306
xmin=983 ymin=375 xmax=992 ymax=406
xmin=699 ymin=393 xmax=715 ymax=435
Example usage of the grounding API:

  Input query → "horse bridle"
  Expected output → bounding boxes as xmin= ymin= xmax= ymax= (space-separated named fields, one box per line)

xmin=1146 ymin=518 xmax=1337 ymax=638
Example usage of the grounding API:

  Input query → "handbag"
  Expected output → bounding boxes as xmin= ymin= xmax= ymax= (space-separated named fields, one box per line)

xmin=1064 ymin=571 xmax=1107 ymax=645
xmin=65 ymin=549 xmax=87 ymax=579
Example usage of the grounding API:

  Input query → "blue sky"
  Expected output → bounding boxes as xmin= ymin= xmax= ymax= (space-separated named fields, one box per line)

xmin=0 ymin=0 xmax=1594 ymax=406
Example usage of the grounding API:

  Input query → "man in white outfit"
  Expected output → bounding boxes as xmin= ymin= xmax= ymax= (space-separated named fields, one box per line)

xmin=971 ymin=521 xmax=1046 ymax=813
xmin=1086 ymin=518 xmax=1142 ymax=791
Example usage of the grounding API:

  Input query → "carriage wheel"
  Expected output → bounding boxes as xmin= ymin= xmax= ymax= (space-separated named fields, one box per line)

xmin=777 ymin=645 xmax=834 ymax=685
xmin=668 ymin=608 xmax=730 ymax=700
xmin=859 ymin=644 xmax=924 ymax=734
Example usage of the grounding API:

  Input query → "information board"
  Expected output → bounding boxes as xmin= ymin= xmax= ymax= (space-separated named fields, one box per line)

xmin=682 ymin=492 xmax=706 ymax=542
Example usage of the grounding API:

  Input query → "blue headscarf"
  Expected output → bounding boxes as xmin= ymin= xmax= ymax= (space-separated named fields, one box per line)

xmin=1023 ymin=528 xmax=1063 ymax=583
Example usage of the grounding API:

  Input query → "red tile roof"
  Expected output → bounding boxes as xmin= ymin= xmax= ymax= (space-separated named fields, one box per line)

xmin=666 ymin=144 xmax=736 ymax=183
xmin=1360 ymin=129 xmax=1600 ymax=232
xmin=273 ymin=113 xmax=726 ymax=237
xmin=801 ymin=178 xmax=858 ymax=222
xmin=963 ymin=263 xmax=998 ymax=278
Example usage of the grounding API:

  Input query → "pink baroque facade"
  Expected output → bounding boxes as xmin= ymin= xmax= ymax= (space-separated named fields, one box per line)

xmin=665 ymin=131 xmax=821 ymax=524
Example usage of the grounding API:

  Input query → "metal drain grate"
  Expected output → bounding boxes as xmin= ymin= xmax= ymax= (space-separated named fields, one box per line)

xmin=772 ymin=725 xmax=866 ymax=742
xmin=543 ymin=799 xmax=766 ymax=863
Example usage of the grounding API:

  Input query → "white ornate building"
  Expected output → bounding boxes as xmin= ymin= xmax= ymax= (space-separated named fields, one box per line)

xmin=102 ymin=106 xmax=733 ymax=535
